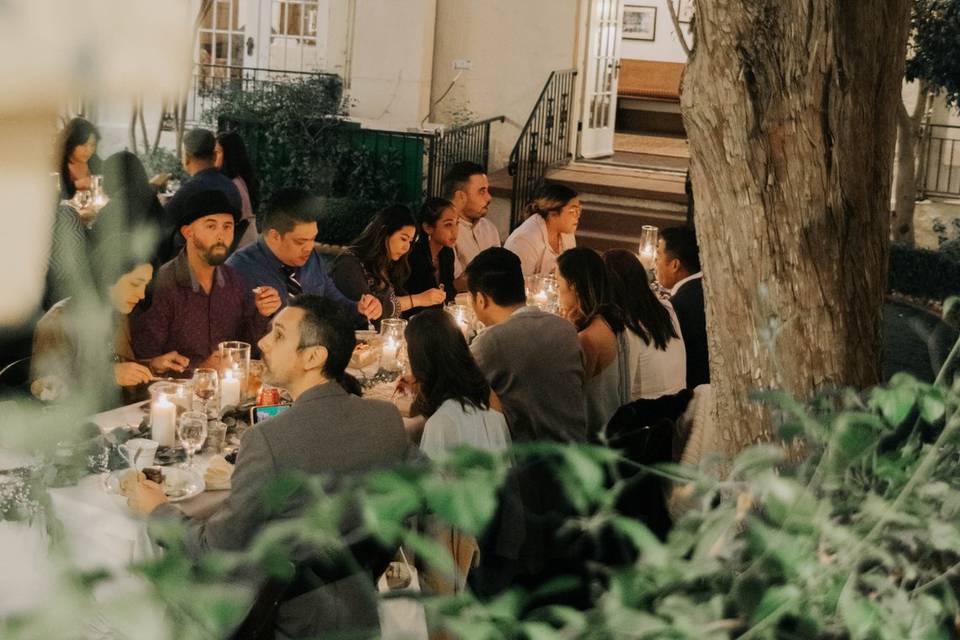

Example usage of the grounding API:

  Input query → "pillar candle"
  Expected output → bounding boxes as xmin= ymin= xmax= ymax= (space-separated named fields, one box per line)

xmin=220 ymin=368 xmax=241 ymax=409
xmin=150 ymin=393 xmax=176 ymax=448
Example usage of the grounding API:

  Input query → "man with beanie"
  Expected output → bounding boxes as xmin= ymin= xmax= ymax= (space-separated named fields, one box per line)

xmin=131 ymin=190 xmax=280 ymax=372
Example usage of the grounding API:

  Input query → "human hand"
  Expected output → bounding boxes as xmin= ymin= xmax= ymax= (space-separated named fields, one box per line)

xmin=114 ymin=362 xmax=154 ymax=387
xmin=253 ymin=286 xmax=282 ymax=317
xmin=419 ymin=287 xmax=446 ymax=307
xmin=357 ymin=294 xmax=383 ymax=320
xmin=149 ymin=351 xmax=190 ymax=374
xmin=74 ymin=176 xmax=93 ymax=191
xmin=123 ymin=472 xmax=168 ymax=516
xmin=394 ymin=372 xmax=419 ymax=398
xmin=198 ymin=352 xmax=222 ymax=370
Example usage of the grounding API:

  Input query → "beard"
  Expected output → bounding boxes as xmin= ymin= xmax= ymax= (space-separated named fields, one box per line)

xmin=193 ymin=237 xmax=230 ymax=266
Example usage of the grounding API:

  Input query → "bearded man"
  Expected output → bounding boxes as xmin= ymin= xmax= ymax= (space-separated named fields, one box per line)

xmin=131 ymin=190 xmax=280 ymax=372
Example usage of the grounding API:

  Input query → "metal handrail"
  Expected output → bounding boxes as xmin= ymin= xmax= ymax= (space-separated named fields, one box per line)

xmin=508 ymin=69 xmax=577 ymax=230
xmin=919 ymin=123 xmax=960 ymax=199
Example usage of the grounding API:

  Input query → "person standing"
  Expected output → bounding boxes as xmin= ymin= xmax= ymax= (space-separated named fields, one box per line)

xmin=57 ymin=117 xmax=102 ymax=199
xmin=214 ymin=131 xmax=260 ymax=248
xmin=655 ymin=226 xmax=708 ymax=389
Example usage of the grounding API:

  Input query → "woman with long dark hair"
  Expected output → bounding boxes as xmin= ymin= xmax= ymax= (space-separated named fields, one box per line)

xmin=505 ymin=183 xmax=581 ymax=276
xmin=215 ymin=131 xmax=260 ymax=247
xmin=603 ymin=249 xmax=686 ymax=400
xmin=403 ymin=197 xmax=458 ymax=316
xmin=95 ymin=151 xmax=164 ymax=235
xmin=330 ymin=205 xmax=445 ymax=321
xmin=556 ymin=247 xmax=629 ymax=435
xmin=57 ymin=117 xmax=102 ymax=199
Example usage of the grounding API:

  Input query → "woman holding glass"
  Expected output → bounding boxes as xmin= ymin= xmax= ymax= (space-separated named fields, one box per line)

xmin=330 ymin=205 xmax=445 ymax=323
xmin=57 ymin=117 xmax=102 ymax=200
xmin=556 ymin=247 xmax=629 ymax=436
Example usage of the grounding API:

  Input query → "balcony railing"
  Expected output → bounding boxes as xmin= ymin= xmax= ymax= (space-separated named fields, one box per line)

xmin=919 ymin=123 xmax=960 ymax=199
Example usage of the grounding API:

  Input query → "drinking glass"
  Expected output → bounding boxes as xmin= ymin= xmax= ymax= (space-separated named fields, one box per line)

xmin=177 ymin=411 xmax=208 ymax=471
xmin=74 ymin=189 xmax=92 ymax=210
xmin=192 ymin=368 xmax=220 ymax=418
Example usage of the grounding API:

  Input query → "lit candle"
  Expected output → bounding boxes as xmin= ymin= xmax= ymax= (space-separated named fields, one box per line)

xmin=381 ymin=337 xmax=399 ymax=371
xmin=639 ymin=247 xmax=656 ymax=270
xmin=150 ymin=393 xmax=176 ymax=448
xmin=533 ymin=290 xmax=548 ymax=305
xmin=220 ymin=367 xmax=241 ymax=409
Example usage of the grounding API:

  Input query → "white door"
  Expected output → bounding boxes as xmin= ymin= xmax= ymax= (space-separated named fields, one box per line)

xmin=580 ymin=0 xmax=624 ymax=159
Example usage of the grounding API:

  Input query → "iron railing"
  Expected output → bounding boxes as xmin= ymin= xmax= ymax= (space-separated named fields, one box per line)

xmin=425 ymin=116 xmax=506 ymax=197
xmin=919 ymin=124 xmax=960 ymax=199
xmin=508 ymin=69 xmax=577 ymax=230
xmin=189 ymin=64 xmax=342 ymax=124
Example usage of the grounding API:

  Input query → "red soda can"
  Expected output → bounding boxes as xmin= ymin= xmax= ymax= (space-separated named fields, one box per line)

xmin=258 ymin=386 xmax=281 ymax=406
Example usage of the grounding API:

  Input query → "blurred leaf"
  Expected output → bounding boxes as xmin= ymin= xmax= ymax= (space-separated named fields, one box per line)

xmin=260 ymin=472 xmax=308 ymax=515
xmin=731 ymin=444 xmax=786 ymax=479
xmin=919 ymin=389 xmax=947 ymax=423
xmin=422 ymin=472 xmax=498 ymax=535
xmin=611 ymin=517 xmax=669 ymax=567
xmin=403 ymin=531 xmax=456 ymax=579
xmin=870 ymin=386 xmax=916 ymax=427
xmin=749 ymin=583 xmax=800 ymax=626
xmin=830 ymin=412 xmax=885 ymax=467
xmin=838 ymin=586 xmax=881 ymax=639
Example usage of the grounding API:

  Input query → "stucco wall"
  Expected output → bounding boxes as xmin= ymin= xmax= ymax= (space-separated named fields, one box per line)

xmin=619 ymin=0 xmax=691 ymax=63
xmin=430 ymin=0 xmax=580 ymax=171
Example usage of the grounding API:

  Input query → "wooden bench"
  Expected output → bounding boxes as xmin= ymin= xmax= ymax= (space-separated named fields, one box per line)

xmin=617 ymin=59 xmax=686 ymax=134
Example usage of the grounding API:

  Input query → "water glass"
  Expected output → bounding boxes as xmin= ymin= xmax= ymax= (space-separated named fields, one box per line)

xmin=178 ymin=411 xmax=208 ymax=471
xmin=204 ymin=420 xmax=228 ymax=454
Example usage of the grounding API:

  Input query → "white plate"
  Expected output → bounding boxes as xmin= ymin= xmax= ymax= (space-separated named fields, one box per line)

xmin=103 ymin=466 xmax=205 ymax=503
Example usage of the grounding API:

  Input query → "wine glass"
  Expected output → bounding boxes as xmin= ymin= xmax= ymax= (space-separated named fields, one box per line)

xmin=177 ymin=411 xmax=207 ymax=472
xmin=192 ymin=368 xmax=220 ymax=419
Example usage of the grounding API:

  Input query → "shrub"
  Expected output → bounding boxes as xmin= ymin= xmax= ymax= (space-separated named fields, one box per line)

xmin=888 ymin=242 xmax=960 ymax=301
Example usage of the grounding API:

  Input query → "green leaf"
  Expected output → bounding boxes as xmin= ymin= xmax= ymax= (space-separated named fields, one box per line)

xmin=750 ymin=584 xmax=800 ymax=626
xmin=402 ymin=531 xmax=456 ymax=580
xmin=870 ymin=386 xmax=916 ymax=427
xmin=919 ymin=389 xmax=947 ymax=423
xmin=830 ymin=412 xmax=885 ymax=466
xmin=838 ymin=587 xmax=881 ymax=639
xmin=731 ymin=444 xmax=786 ymax=479
xmin=610 ymin=517 xmax=669 ymax=567
xmin=421 ymin=472 xmax=498 ymax=535
xmin=522 ymin=622 xmax=560 ymax=640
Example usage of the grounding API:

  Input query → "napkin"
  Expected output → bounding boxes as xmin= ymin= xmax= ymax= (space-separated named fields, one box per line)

xmin=204 ymin=455 xmax=234 ymax=491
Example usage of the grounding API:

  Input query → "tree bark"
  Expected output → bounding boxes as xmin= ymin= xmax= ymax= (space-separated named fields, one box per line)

xmin=891 ymin=85 xmax=930 ymax=245
xmin=681 ymin=0 xmax=912 ymax=456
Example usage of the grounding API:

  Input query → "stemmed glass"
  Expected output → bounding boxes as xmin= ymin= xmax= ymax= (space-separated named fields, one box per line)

xmin=177 ymin=411 xmax=207 ymax=472
xmin=192 ymin=368 xmax=220 ymax=419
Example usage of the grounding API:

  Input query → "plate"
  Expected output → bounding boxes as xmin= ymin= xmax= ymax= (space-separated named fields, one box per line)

xmin=103 ymin=466 xmax=205 ymax=503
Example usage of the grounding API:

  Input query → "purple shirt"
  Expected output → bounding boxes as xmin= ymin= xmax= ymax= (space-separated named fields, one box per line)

xmin=131 ymin=251 xmax=270 ymax=366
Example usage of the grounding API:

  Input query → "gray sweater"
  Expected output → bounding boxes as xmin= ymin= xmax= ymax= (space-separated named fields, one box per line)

xmin=471 ymin=306 xmax=586 ymax=443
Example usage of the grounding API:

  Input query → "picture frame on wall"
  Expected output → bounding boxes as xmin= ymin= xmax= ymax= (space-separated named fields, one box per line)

xmin=622 ymin=5 xmax=657 ymax=41
xmin=677 ymin=0 xmax=695 ymax=23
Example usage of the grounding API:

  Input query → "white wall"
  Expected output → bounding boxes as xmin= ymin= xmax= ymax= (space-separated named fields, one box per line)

xmin=345 ymin=0 xmax=436 ymax=126
xmin=619 ymin=0 xmax=691 ymax=63
xmin=431 ymin=0 xmax=580 ymax=171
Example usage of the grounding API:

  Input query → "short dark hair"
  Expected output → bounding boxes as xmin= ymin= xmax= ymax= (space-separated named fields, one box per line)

xmin=465 ymin=247 xmax=526 ymax=307
xmin=288 ymin=295 xmax=356 ymax=379
xmin=660 ymin=226 xmax=701 ymax=273
xmin=405 ymin=310 xmax=490 ymax=416
xmin=441 ymin=161 xmax=486 ymax=200
xmin=262 ymin=188 xmax=321 ymax=235
xmin=183 ymin=128 xmax=216 ymax=161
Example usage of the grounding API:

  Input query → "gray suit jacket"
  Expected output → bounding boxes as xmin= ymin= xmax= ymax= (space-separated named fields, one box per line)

xmin=153 ymin=381 xmax=413 ymax=638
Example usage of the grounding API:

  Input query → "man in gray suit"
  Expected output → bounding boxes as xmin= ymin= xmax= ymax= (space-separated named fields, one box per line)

xmin=125 ymin=295 xmax=412 ymax=638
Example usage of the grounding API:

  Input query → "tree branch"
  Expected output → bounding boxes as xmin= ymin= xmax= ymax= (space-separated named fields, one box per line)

xmin=667 ymin=0 xmax=692 ymax=58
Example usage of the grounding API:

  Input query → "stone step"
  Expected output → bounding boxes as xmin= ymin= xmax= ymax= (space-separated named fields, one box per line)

xmin=578 ymin=201 xmax=686 ymax=237
xmin=576 ymin=229 xmax=645 ymax=254
xmin=547 ymin=162 xmax=688 ymax=204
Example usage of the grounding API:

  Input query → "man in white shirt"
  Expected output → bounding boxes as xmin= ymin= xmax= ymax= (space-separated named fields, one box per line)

xmin=443 ymin=162 xmax=500 ymax=287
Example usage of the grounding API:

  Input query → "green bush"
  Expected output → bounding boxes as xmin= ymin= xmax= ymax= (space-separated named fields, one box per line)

xmin=889 ymin=242 xmax=960 ymax=301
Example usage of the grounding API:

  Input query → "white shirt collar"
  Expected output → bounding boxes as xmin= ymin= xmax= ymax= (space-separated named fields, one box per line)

xmin=670 ymin=271 xmax=703 ymax=297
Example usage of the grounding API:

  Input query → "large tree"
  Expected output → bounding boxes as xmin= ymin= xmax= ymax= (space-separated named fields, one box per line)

xmin=681 ymin=1 xmax=913 ymax=455
xmin=891 ymin=0 xmax=960 ymax=244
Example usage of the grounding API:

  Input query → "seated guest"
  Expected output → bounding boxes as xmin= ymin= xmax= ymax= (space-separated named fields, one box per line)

xmin=215 ymin=131 xmax=260 ymax=248
xmin=403 ymin=197 xmax=458 ymax=317
xmin=404 ymin=309 xmax=510 ymax=595
xmin=330 ymin=205 xmax=444 ymax=321
xmin=504 ymin=184 xmax=580 ymax=277
xmin=443 ymin=162 xmax=499 ymax=286
xmin=95 ymin=151 xmax=165 ymax=235
xmin=125 ymin=295 xmax=412 ymax=639
xmin=131 ymin=190 xmax=279 ymax=371
xmin=57 ymin=116 xmax=102 ymax=199
xmin=227 ymin=188 xmax=382 ymax=323
xmin=32 ymin=234 xmax=157 ymax=402
xmin=604 ymin=249 xmax=686 ymax=400
xmin=557 ymin=248 xmax=629 ymax=436
xmin=466 ymin=248 xmax=585 ymax=442
xmin=159 ymin=128 xmax=242 ymax=262
xmin=655 ymin=226 xmax=709 ymax=388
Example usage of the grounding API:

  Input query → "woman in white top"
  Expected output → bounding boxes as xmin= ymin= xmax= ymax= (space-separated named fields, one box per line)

xmin=215 ymin=131 xmax=260 ymax=248
xmin=404 ymin=309 xmax=510 ymax=457
xmin=557 ymin=248 xmax=630 ymax=437
xmin=603 ymin=249 xmax=686 ymax=400
xmin=504 ymin=184 xmax=580 ymax=276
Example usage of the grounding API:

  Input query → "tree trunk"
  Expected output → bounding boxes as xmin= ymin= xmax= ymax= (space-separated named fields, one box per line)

xmin=681 ymin=0 xmax=912 ymax=457
xmin=891 ymin=86 xmax=930 ymax=245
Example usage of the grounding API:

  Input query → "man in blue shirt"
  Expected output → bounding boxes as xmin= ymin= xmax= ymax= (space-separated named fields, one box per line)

xmin=227 ymin=188 xmax=382 ymax=324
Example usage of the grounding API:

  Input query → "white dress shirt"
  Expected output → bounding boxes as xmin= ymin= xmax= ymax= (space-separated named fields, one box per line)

xmin=669 ymin=271 xmax=703 ymax=297
xmin=454 ymin=216 xmax=501 ymax=278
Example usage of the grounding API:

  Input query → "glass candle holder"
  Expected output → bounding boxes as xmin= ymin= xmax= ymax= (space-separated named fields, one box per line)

xmin=445 ymin=303 xmax=471 ymax=336
xmin=379 ymin=318 xmax=407 ymax=372
xmin=219 ymin=341 xmax=251 ymax=400
xmin=638 ymin=225 xmax=658 ymax=271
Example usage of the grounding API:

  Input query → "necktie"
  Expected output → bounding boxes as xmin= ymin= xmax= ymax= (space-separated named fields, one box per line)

xmin=281 ymin=266 xmax=302 ymax=298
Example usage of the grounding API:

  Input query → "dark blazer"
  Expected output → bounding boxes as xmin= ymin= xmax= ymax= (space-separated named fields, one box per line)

xmin=153 ymin=382 xmax=414 ymax=638
xmin=671 ymin=276 xmax=709 ymax=389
